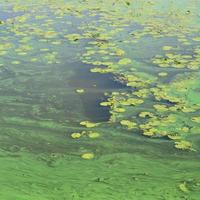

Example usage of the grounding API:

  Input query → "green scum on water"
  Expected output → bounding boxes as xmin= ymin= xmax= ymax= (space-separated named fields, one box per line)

xmin=0 ymin=0 xmax=200 ymax=199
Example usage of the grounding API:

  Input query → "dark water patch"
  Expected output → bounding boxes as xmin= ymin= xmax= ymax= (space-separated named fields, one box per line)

xmin=68 ymin=62 xmax=127 ymax=122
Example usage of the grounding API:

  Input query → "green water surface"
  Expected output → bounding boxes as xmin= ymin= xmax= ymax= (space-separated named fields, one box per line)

xmin=0 ymin=0 xmax=200 ymax=199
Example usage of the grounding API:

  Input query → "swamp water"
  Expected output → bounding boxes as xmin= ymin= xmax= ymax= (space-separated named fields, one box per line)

xmin=0 ymin=0 xmax=200 ymax=199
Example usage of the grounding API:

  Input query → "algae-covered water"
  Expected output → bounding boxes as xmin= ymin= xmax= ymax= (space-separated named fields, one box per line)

xmin=0 ymin=0 xmax=200 ymax=199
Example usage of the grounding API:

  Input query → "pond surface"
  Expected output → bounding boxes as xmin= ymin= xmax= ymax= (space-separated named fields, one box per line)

xmin=0 ymin=0 xmax=200 ymax=200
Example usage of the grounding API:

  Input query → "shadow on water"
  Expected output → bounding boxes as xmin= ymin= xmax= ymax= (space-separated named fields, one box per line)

xmin=68 ymin=62 xmax=127 ymax=122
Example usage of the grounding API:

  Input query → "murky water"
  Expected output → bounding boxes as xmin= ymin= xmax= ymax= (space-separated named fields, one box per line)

xmin=69 ymin=62 xmax=127 ymax=121
xmin=0 ymin=1 xmax=200 ymax=200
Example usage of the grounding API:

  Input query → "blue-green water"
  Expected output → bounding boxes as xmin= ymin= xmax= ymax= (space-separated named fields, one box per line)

xmin=0 ymin=0 xmax=200 ymax=199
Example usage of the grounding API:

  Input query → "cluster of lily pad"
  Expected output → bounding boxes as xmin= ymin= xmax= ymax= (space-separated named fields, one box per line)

xmin=71 ymin=125 xmax=100 ymax=159
xmin=152 ymin=50 xmax=200 ymax=70
xmin=60 ymin=1 xmax=200 ymax=151
xmin=0 ymin=2 xmax=199 ymax=200
xmin=0 ymin=0 xmax=200 ymax=154
xmin=71 ymin=130 xmax=100 ymax=139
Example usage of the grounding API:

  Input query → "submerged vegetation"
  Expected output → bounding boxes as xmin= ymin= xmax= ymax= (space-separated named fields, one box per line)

xmin=0 ymin=0 xmax=200 ymax=199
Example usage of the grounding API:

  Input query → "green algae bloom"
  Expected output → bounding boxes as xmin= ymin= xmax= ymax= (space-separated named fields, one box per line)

xmin=0 ymin=0 xmax=200 ymax=199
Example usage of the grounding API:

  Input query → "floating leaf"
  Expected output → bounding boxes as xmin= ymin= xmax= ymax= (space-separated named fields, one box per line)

xmin=120 ymin=120 xmax=137 ymax=129
xmin=175 ymin=141 xmax=192 ymax=150
xmin=71 ymin=132 xmax=82 ymax=139
xmin=76 ymin=89 xmax=85 ymax=93
xmin=88 ymin=131 xmax=100 ymax=139
xmin=179 ymin=182 xmax=189 ymax=193
xmin=192 ymin=116 xmax=200 ymax=123
xmin=81 ymin=153 xmax=94 ymax=160
xmin=118 ymin=58 xmax=132 ymax=65
xmin=80 ymin=121 xmax=98 ymax=128
xmin=162 ymin=46 xmax=173 ymax=51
